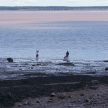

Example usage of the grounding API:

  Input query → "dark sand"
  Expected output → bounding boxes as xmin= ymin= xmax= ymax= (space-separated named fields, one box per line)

xmin=12 ymin=85 xmax=108 ymax=108
xmin=0 ymin=74 xmax=108 ymax=108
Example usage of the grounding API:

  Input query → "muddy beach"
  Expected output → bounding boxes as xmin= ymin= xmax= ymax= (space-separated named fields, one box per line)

xmin=0 ymin=73 xmax=108 ymax=108
xmin=12 ymin=85 xmax=108 ymax=108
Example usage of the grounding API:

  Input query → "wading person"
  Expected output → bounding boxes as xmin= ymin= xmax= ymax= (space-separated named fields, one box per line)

xmin=36 ymin=50 xmax=39 ymax=62
xmin=63 ymin=51 xmax=70 ymax=62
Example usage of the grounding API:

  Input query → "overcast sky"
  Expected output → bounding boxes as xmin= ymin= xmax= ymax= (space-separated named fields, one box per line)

xmin=0 ymin=0 xmax=108 ymax=6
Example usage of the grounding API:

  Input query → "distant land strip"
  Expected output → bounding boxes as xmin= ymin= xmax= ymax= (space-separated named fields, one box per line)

xmin=0 ymin=6 xmax=108 ymax=11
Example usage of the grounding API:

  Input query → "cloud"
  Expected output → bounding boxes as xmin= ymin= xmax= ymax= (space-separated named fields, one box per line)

xmin=0 ymin=0 xmax=108 ymax=6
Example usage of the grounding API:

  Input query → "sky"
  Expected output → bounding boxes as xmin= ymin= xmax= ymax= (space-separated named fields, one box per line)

xmin=0 ymin=0 xmax=108 ymax=6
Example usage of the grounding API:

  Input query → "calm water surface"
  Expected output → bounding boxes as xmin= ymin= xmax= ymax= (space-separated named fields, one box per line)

xmin=0 ymin=21 xmax=108 ymax=60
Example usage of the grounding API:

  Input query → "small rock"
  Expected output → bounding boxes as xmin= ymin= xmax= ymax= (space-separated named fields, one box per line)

xmin=85 ymin=98 xmax=91 ymax=103
xmin=68 ymin=95 xmax=73 ymax=98
xmin=80 ymin=93 xmax=84 ymax=96
xmin=47 ymin=98 xmax=53 ymax=103
xmin=50 ymin=93 xmax=56 ymax=97
xmin=7 ymin=57 xmax=13 ymax=63
xmin=105 ymin=67 xmax=108 ymax=71
xmin=78 ymin=99 xmax=82 ymax=102
xmin=103 ymin=60 xmax=108 ymax=62
xmin=96 ymin=94 xmax=100 ymax=97
xmin=23 ymin=101 xmax=31 ymax=105
xmin=57 ymin=62 xmax=75 ymax=66
xmin=31 ymin=67 xmax=33 ymax=69
xmin=36 ymin=100 xmax=40 ymax=103
xmin=19 ymin=68 xmax=22 ymax=71
xmin=57 ymin=94 xmax=66 ymax=99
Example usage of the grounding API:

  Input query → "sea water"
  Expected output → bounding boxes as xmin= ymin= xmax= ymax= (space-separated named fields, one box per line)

xmin=0 ymin=21 xmax=108 ymax=79
xmin=0 ymin=21 xmax=108 ymax=61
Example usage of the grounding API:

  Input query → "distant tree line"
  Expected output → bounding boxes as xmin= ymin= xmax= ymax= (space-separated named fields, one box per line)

xmin=0 ymin=6 xmax=108 ymax=11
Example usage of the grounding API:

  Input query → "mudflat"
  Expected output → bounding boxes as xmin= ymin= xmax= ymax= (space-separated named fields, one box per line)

xmin=0 ymin=74 xmax=108 ymax=108
xmin=12 ymin=85 xmax=108 ymax=108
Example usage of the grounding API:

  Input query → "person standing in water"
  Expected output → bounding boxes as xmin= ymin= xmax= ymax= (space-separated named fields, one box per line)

xmin=63 ymin=51 xmax=70 ymax=62
xmin=36 ymin=50 xmax=39 ymax=62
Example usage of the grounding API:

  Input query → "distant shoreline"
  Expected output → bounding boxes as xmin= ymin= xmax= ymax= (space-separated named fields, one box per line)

xmin=0 ymin=6 xmax=108 ymax=11
xmin=0 ymin=10 xmax=108 ymax=27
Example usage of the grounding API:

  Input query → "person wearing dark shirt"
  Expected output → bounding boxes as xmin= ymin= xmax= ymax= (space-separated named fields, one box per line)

xmin=36 ymin=50 xmax=39 ymax=62
xmin=63 ymin=51 xmax=70 ymax=62
xmin=66 ymin=51 xmax=69 ymax=57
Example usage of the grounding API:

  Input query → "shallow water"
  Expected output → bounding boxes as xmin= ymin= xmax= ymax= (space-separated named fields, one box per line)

xmin=0 ymin=58 xmax=108 ymax=80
